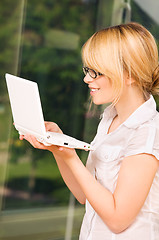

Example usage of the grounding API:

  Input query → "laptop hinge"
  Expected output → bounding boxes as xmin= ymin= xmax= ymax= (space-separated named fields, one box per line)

xmin=14 ymin=123 xmax=46 ymax=139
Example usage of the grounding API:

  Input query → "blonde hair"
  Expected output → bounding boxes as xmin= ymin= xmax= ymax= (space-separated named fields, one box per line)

xmin=82 ymin=22 xmax=159 ymax=103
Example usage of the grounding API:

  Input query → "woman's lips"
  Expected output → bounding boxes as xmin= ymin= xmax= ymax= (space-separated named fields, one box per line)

xmin=90 ymin=88 xmax=100 ymax=95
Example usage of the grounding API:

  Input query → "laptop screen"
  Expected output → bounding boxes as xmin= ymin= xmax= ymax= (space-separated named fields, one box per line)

xmin=5 ymin=73 xmax=47 ymax=138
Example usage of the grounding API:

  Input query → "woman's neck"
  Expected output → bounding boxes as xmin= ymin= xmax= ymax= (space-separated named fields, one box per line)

xmin=114 ymin=87 xmax=146 ymax=125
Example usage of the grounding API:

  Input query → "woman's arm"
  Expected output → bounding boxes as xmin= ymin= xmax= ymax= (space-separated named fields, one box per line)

xmin=21 ymin=122 xmax=86 ymax=204
xmin=23 ymin=126 xmax=159 ymax=233
xmin=52 ymin=153 xmax=86 ymax=204
xmin=63 ymin=153 xmax=159 ymax=233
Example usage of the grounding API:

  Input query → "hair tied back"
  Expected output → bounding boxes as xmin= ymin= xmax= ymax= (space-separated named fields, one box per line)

xmin=151 ymin=63 xmax=159 ymax=95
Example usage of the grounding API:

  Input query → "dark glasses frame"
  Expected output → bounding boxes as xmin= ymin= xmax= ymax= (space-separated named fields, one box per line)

xmin=83 ymin=67 xmax=103 ymax=79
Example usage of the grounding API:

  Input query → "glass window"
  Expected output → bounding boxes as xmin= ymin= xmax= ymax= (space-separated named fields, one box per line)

xmin=0 ymin=1 xmax=104 ymax=239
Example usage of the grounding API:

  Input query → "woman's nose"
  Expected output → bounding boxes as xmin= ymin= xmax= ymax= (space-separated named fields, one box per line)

xmin=83 ymin=74 xmax=93 ymax=84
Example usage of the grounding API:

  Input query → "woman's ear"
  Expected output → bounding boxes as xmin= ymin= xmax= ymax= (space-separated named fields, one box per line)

xmin=125 ymin=73 xmax=136 ymax=86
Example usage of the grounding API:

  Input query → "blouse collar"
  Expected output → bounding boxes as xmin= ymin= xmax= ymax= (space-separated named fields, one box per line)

xmin=103 ymin=95 xmax=157 ymax=129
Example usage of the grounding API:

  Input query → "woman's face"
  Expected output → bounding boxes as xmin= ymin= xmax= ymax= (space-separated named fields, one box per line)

xmin=83 ymin=71 xmax=115 ymax=105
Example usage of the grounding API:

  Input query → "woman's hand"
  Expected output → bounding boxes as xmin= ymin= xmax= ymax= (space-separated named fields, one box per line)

xmin=44 ymin=121 xmax=63 ymax=134
xmin=19 ymin=121 xmax=77 ymax=160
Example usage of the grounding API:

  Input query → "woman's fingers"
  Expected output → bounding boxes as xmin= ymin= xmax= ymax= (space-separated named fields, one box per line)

xmin=19 ymin=131 xmax=77 ymax=161
xmin=19 ymin=135 xmax=24 ymax=140
xmin=44 ymin=121 xmax=63 ymax=133
xmin=24 ymin=135 xmax=47 ymax=149
xmin=22 ymin=134 xmax=62 ymax=151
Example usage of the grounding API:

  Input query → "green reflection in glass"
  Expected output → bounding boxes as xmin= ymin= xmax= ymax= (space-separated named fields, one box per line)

xmin=3 ymin=0 xmax=98 ymax=213
xmin=0 ymin=0 xmax=26 ymax=211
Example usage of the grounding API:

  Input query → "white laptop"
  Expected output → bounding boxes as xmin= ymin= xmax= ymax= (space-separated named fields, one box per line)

xmin=5 ymin=73 xmax=93 ymax=151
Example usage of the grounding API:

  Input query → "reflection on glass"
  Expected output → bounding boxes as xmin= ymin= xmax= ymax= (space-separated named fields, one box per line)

xmin=1 ymin=0 xmax=98 ymax=239
xmin=3 ymin=0 xmax=98 ymax=212
xmin=0 ymin=0 xmax=26 ymax=210
xmin=133 ymin=0 xmax=159 ymax=25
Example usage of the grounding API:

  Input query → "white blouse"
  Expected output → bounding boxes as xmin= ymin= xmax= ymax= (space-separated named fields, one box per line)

xmin=79 ymin=95 xmax=159 ymax=240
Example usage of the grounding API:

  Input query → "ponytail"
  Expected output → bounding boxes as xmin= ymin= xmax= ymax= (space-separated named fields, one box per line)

xmin=151 ymin=64 xmax=159 ymax=95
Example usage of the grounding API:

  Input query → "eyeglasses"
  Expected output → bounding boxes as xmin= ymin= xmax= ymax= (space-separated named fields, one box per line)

xmin=82 ymin=66 xmax=103 ymax=79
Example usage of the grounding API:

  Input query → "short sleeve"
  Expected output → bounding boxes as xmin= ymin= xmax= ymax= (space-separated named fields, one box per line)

xmin=124 ymin=124 xmax=159 ymax=160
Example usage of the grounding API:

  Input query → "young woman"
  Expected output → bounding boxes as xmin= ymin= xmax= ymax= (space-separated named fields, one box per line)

xmin=21 ymin=22 xmax=159 ymax=239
